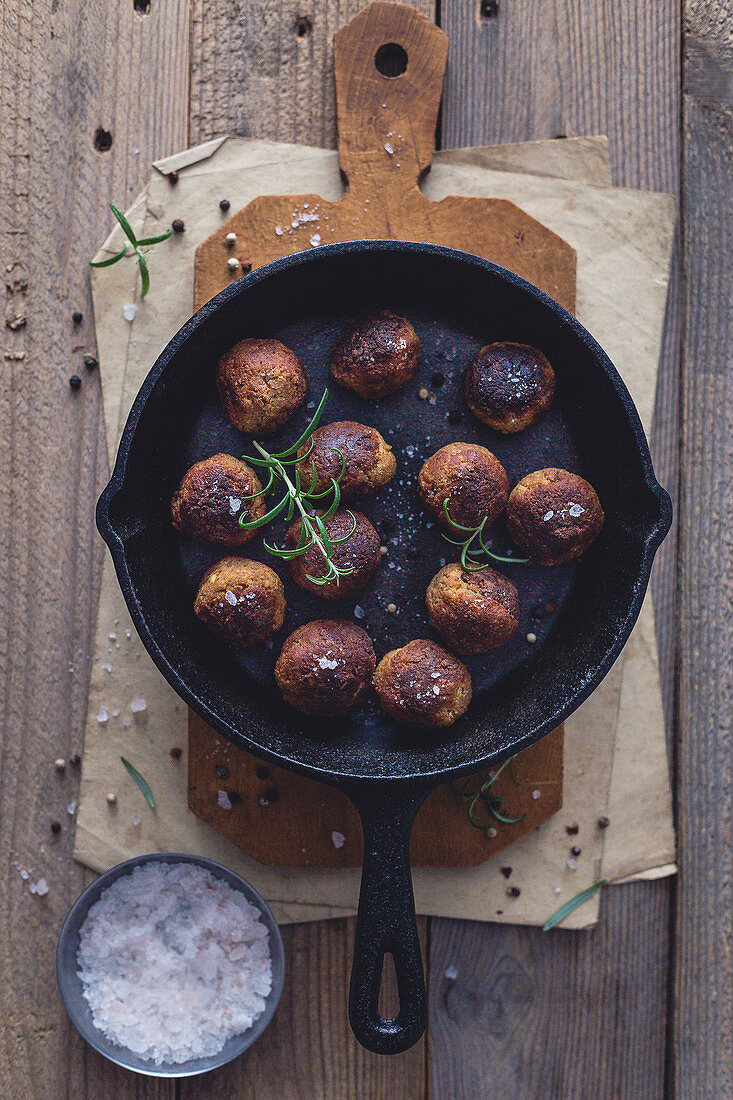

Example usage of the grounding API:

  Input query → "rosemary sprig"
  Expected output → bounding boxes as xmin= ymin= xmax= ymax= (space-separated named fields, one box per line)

xmin=239 ymin=389 xmax=355 ymax=587
xmin=90 ymin=203 xmax=172 ymax=298
xmin=120 ymin=756 xmax=156 ymax=809
xmin=452 ymin=753 xmax=527 ymax=833
xmin=441 ymin=499 xmax=528 ymax=572
xmin=542 ymin=878 xmax=607 ymax=930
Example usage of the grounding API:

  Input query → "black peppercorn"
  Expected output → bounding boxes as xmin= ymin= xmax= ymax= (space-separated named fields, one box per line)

xmin=169 ymin=746 xmax=182 ymax=760
xmin=171 ymin=218 xmax=185 ymax=234
xmin=69 ymin=374 xmax=82 ymax=390
xmin=72 ymin=310 xmax=83 ymax=325
xmin=70 ymin=753 xmax=81 ymax=767
xmin=166 ymin=170 xmax=179 ymax=184
xmin=565 ymin=822 xmax=579 ymax=835
xmin=597 ymin=815 xmax=610 ymax=829
xmin=447 ymin=410 xmax=462 ymax=425
xmin=219 ymin=198 xmax=231 ymax=211
xmin=51 ymin=821 xmax=61 ymax=834
xmin=500 ymin=865 xmax=512 ymax=878
xmin=570 ymin=845 xmax=582 ymax=857
xmin=507 ymin=885 xmax=521 ymax=898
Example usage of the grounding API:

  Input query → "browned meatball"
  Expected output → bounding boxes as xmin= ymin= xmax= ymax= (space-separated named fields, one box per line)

xmin=466 ymin=342 xmax=555 ymax=433
xmin=274 ymin=619 xmax=376 ymax=716
xmin=330 ymin=311 xmax=419 ymax=398
xmin=295 ymin=420 xmax=396 ymax=500
xmin=285 ymin=509 xmax=381 ymax=600
xmin=216 ymin=337 xmax=308 ymax=434
xmin=194 ymin=557 xmax=285 ymax=647
xmin=426 ymin=563 xmax=520 ymax=654
xmin=374 ymin=639 xmax=472 ymax=729
xmin=506 ymin=468 xmax=604 ymax=565
xmin=170 ymin=454 xmax=265 ymax=546
xmin=418 ymin=442 xmax=509 ymax=532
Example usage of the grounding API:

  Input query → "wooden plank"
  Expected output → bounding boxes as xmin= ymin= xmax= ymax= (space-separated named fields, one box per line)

xmin=180 ymin=917 xmax=428 ymax=1099
xmin=432 ymin=4 xmax=680 ymax=1097
xmin=429 ymin=882 xmax=669 ymax=1099
xmin=0 ymin=1 xmax=189 ymax=1097
xmin=675 ymin=5 xmax=733 ymax=1096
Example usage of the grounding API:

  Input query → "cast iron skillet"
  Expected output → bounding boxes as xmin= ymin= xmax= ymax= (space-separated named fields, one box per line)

xmin=97 ymin=240 xmax=671 ymax=1055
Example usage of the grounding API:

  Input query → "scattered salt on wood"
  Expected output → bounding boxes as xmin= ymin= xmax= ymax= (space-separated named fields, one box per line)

xmin=76 ymin=862 xmax=272 ymax=1065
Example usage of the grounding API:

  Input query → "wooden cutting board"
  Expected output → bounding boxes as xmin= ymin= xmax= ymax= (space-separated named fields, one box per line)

xmin=188 ymin=1 xmax=574 ymax=868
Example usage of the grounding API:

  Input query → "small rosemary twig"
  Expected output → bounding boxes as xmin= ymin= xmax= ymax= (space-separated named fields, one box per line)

xmin=239 ymin=389 xmax=355 ymax=586
xmin=452 ymin=753 xmax=526 ymax=833
xmin=120 ymin=756 xmax=156 ymax=809
xmin=441 ymin=499 xmax=528 ymax=572
xmin=90 ymin=203 xmax=172 ymax=298
xmin=542 ymin=878 xmax=607 ymax=930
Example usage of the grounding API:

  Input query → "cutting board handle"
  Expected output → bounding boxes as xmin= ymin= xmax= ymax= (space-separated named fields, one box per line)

xmin=334 ymin=2 xmax=449 ymax=200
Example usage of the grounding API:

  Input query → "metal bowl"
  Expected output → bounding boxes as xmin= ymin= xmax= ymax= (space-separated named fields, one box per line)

xmin=56 ymin=852 xmax=286 ymax=1078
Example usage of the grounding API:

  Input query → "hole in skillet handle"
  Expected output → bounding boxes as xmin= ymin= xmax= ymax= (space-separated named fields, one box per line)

xmin=342 ymin=779 xmax=435 ymax=1054
xmin=375 ymin=42 xmax=408 ymax=77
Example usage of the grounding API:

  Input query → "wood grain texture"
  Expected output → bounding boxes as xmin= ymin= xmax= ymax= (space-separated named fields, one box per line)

xmin=675 ymin=3 xmax=733 ymax=1095
xmin=0 ymin=1 xmax=188 ymax=1097
xmin=190 ymin=0 xmax=435 ymax=149
xmin=430 ymin=4 xmax=681 ymax=1098
xmin=180 ymin=917 xmax=428 ymax=1099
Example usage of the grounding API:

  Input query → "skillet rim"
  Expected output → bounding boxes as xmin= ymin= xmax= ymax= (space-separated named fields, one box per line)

xmin=96 ymin=239 xmax=673 ymax=786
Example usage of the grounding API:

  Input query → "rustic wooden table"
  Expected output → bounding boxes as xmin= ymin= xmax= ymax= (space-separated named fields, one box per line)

xmin=2 ymin=2 xmax=731 ymax=1097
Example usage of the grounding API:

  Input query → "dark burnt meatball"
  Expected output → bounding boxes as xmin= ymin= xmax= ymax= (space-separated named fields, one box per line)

xmin=194 ymin=557 xmax=285 ymax=647
xmin=466 ymin=342 xmax=555 ymax=433
xmin=330 ymin=311 xmax=419 ymax=398
xmin=426 ymin=563 xmax=520 ymax=654
xmin=295 ymin=420 xmax=396 ymax=500
xmin=374 ymin=639 xmax=472 ymax=729
xmin=216 ymin=337 xmax=307 ymax=434
xmin=285 ymin=508 xmax=381 ymax=600
xmin=418 ymin=442 xmax=509 ymax=531
xmin=170 ymin=454 xmax=265 ymax=546
xmin=274 ymin=619 xmax=376 ymax=716
xmin=506 ymin=468 xmax=604 ymax=565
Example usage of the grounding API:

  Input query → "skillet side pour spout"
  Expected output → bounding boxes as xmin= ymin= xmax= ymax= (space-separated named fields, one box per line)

xmin=340 ymin=779 xmax=438 ymax=1053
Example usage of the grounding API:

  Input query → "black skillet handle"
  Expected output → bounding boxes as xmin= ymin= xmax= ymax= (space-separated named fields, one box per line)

xmin=341 ymin=779 xmax=436 ymax=1055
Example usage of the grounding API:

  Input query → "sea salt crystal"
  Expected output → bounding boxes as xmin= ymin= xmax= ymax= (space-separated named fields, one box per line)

xmin=384 ymin=142 xmax=394 ymax=155
xmin=532 ymin=788 xmax=541 ymax=800
xmin=101 ymin=663 xmax=112 ymax=673
xmin=353 ymin=605 xmax=365 ymax=619
xmin=309 ymin=233 xmax=321 ymax=247
xmin=566 ymin=858 xmax=579 ymax=871
xmin=131 ymin=813 xmax=142 ymax=826
xmin=568 ymin=503 xmax=585 ymax=517
xmin=331 ymin=831 xmax=345 ymax=849
xmin=274 ymin=225 xmax=283 ymax=236
xmin=97 ymin=707 xmax=109 ymax=723
xmin=31 ymin=878 xmax=49 ymax=897
xmin=76 ymin=861 xmax=272 ymax=1065
xmin=122 ymin=303 xmax=137 ymax=322
xmin=543 ymin=511 xmax=554 ymax=522
xmin=67 ymin=801 xmax=77 ymax=815
xmin=218 ymin=790 xmax=232 ymax=810
xmin=224 ymin=590 xmax=238 ymax=606
xmin=444 ymin=965 xmax=458 ymax=980
xmin=130 ymin=696 xmax=147 ymax=713
xmin=318 ymin=656 xmax=339 ymax=670
xmin=228 ymin=496 xmax=241 ymax=516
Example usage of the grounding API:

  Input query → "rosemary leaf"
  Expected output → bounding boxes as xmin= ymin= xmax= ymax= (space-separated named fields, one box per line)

xmin=120 ymin=756 xmax=156 ymax=809
xmin=89 ymin=246 xmax=128 ymax=268
xmin=542 ymin=879 xmax=607 ymax=931
xmin=137 ymin=252 xmax=150 ymax=299
xmin=137 ymin=228 xmax=174 ymax=246
xmin=110 ymin=203 xmax=139 ymax=247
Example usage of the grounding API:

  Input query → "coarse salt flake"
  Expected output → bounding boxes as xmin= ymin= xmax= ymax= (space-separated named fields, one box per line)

xmin=566 ymin=858 xmax=579 ymax=871
xmin=130 ymin=696 xmax=147 ymax=713
xmin=444 ymin=965 xmax=458 ymax=980
xmin=543 ymin=511 xmax=554 ymax=522
xmin=218 ymin=790 xmax=232 ymax=810
xmin=568 ymin=503 xmax=585 ymax=517
xmin=97 ymin=707 xmax=109 ymax=724
xmin=122 ymin=303 xmax=137 ymax=322
xmin=67 ymin=801 xmax=77 ymax=815
xmin=331 ymin=831 xmax=345 ymax=849
xmin=76 ymin=861 xmax=272 ymax=1065
xmin=224 ymin=590 xmax=238 ymax=606
xmin=318 ymin=656 xmax=339 ymax=670
xmin=532 ymin=788 xmax=541 ymax=800
xmin=309 ymin=233 xmax=321 ymax=247
xmin=228 ymin=496 xmax=241 ymax=515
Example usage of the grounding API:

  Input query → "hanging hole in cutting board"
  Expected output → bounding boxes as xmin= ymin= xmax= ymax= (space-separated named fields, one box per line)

xmin=375 ymin=43 xmax=408 ymax=77
xmin=378 ymin=951 xmax=400 ymax=1021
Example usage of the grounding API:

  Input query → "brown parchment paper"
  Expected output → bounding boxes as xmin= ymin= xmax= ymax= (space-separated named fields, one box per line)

xmin=75 ymin=136 xmax=675 ymax=928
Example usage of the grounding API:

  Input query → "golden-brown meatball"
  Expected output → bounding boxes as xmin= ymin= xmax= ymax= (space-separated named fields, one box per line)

xmin=426 ymin=563 xmax=520 ymax=654
xmin=506 ymin=468 xmax=604 ymax=565
xmin=285 ymin=509 xmax=381 ymax=601
xmin=194 ymin=557 xmax=285 ymax=647
xmin=466 ymin=342 xmax=555 ymax=433
xmin=216 ymin=337 xmax=308 ymax=434
xmin=418 ymin=442 xmax=509 ymax=532
xmin=330 ymin=311 xmax=419 ymax=398
xmin=274 ymin=619 xmax=376 ymax=716
xmin=170 ymin=454 xmax=265 ymax=546
xmin=374 ymin=639 xmax=472 ymax=729
xmin=295 ymin=420 xmax=396 ymax=500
